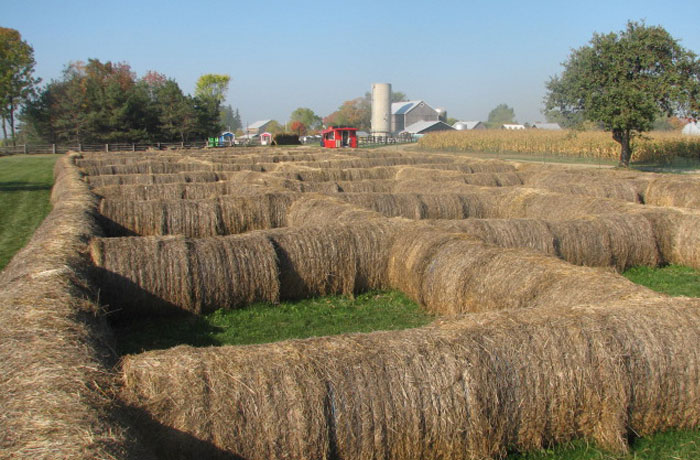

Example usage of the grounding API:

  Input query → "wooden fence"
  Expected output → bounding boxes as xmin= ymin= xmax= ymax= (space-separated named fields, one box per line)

xmin=0 ymin=136 xmax=417 ymax=156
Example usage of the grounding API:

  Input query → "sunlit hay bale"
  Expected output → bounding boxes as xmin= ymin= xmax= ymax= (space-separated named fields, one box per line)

xmin=546 ymin=214 xmax=660 ymax=271
xmin=119 ymin=297 xmax=700 ymax=460
xmin=518 ymin=169 xmax=645 ymax=203
xmin=495 ymin=188 xmax=633 ymax=220
xmin=87 ymin=171 xmax=234 ymax=187
xmin=388 ymin=226 xmax=655 ymax=315
xmin=428 ymin=214 xmax=660 ymax=272
xmin=335 ymin=192 xmax=499 ymax=220
xmin=99 ymin=193 xmax=300 ymax=237
xmin=268 ymin=221 xmax=401 ymax=299
xmin=426 ymin=218 xmax=558 ymax=257
xmin=90 ymin=234 xmax=280 ymax=316
xmin=272 ymin=166 xmax=397 ymax=182
xmin=640 ymin=208 xmax=700 ymax=270
xmin=92 ymin=180 xmax=282 ymax=201
xmin=285 ymin=195 xmax=386 ymax=227
xmin=644 ymin=176 xmax=700 ymax=210
xmin=82 ymin=160 xmax=267 ymax=176
xmin=395 ymin=167 xmax=473 ymax=181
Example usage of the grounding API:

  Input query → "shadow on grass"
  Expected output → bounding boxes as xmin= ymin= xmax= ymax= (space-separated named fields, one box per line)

xmin=0 ymin=181 xmax=53 ymax=192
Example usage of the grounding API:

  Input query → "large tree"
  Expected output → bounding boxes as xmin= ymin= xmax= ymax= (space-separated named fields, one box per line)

xmin=0 ymin=27 xmax=39 ymax=145
xmin=545 ymin=21 xmax=700 ymax=167
xmin=289 ymin=107 xmax=321 ymax=131
xmin=487 ymin=104 xmax=516 ymax=128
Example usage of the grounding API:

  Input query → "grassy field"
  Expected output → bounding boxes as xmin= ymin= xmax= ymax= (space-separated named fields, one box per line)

xmin=0 ymin=154 xmax=57 ymax=270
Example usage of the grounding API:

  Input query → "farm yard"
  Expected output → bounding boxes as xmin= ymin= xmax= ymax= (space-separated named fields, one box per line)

xmin=1 ymin=145 xmax=700 ymax=459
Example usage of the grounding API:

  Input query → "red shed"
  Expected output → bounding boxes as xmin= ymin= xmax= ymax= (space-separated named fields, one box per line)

xmin=322 ymin=126 xmax=357 ymax=148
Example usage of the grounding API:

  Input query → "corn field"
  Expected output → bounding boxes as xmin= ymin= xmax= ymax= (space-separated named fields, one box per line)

xmin=418 ymin=130 xmax=700 ymax=163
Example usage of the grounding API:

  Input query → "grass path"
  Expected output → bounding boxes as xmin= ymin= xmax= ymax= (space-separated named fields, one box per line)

xmin=0 ymin=155 xmax=57 ymax=270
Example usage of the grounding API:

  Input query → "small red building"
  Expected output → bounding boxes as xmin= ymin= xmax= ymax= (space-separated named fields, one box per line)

xmin=322 ymin=126 xmax=357 ymax=148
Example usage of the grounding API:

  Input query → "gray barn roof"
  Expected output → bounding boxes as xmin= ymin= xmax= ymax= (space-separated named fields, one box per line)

xmin=391 ymin=101 xmax=425 ymax=115
xmin=402 ymin=120 xmax=455 ymax=134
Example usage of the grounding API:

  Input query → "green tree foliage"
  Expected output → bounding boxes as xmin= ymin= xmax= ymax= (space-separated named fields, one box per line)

xmin=324 ymin=98 xmax=369 ymax=130
xmin=0 ymin=27 xmax=39 ymax=145
xmin=220 ymin=105 xmax=242 ymax=132
xmin=545 ymin=21 xmax=700 ymax=167
xmin=487 ymin=104 xmax=516 ymax=128
xmin=289 ymin=107 xmax=321 ymax=131
xmin=20 ymin=60 xmax=228 ymax=143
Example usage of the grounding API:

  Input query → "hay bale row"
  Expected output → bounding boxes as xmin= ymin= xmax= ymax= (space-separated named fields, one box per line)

xmin=517 ymin=169 xmax=646 ymax=203
xmin=387 ymin=226 xmax=655 ymax=315
xmin=99 ymin=193 xmax=299 ymax=237
xmin=0 ymin=155 xmax=152 ymax=459
xmin=82 ymin=160 xmax=271 ymax=177
xmin=284 ymin=195 xmax=387 ymax=227
xmin=271 ymin=166 xmax=398 ymax=182
xmin=428 ymin=213 xmax=660 ymax=272
xmin=90 ymin=221 xmax=400 ymax=317
xmin=639 ymin=208 xmax=700 ymax=269
xmin=119 ymin=296 xmax=700 ymax=460
xmin=92 ymin=180 xmax=284 ymax=201
xmin=644 ymin=176 xmax=700 ymax=209
xmin=90 ymin=234 xmax=280 ymax=317
xmin=87 ymin=171 xmax=235 ymax=187
xmin=91 ymin=221 xmax=656 ymax=317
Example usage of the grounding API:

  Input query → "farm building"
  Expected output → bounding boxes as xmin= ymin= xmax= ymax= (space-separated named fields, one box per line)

xmin=247 ymin=120 xmax=274 ymax=135
xmin=502 ymin=124 xmax=526 ymax=130
xmin=391 ymin=100 xmax=440 ymax=134
xmin=401 ymin=120 xmax=455 ymax=135
xmin=322 ymin=126 xmax=357 ymax=148
xmin=453 ymin=121 xmax=486 ymax=131
xmin=532 ymin=122 xmax=562 ymax=130
xmin=682 ymin=121 xmax=700 ymax=136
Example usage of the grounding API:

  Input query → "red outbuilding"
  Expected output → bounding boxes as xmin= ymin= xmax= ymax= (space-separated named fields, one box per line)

xmin=322 ymin=126 xmax=357 ymax=148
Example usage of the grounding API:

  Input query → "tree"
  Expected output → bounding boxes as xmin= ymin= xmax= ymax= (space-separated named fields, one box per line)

xmin=195 ymin=74 xmax=231 ymax=136
xmin=194 ymin=74 xmax=230 ymax=105
xmin=0 ymin=27 xmax=39 ymax=145
xmin=289 ymin=120 xmax=307 ymax=136
xmin=324 ymin=98 xmax=369 ymax=130
xmin=289 ymin=107 xmax=321 ymax=131
xmin=487 ymin=104 xmax=516 ymax=128
xmin=545 ymin=21 xmax=700 ymax=167
xmin=220 ymin=104 xmax=242 ymax=132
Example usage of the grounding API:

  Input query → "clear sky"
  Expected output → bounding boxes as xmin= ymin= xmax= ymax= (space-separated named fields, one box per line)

xmin=3 ymin=0 xmax=699 ymax=126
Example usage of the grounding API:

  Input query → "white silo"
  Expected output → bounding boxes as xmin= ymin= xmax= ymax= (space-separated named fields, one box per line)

xmin=371 ymin=83 xmax=392 ymax=137
xmin=436 ymin=107 xmax=447 ymax=122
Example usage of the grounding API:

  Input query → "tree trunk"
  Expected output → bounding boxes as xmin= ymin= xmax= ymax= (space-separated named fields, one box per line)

xmin=612 ymin=129 xmax=632 ymax=167
xmin=9 ymin=101 xmax=16 ymax=147
xmin=1 ymin=116 xmax=7 ymax=143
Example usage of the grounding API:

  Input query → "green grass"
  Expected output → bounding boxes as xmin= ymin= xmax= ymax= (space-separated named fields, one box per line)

xmin=114 ymin=290 xmax=434 ymax=355
xmin=0 ymin=154 xmax=57 ymax=270
xmin=508 ymin=430 xmax=700 ymax=460
xmin=623 ymin=265 xmax=700 ymax=297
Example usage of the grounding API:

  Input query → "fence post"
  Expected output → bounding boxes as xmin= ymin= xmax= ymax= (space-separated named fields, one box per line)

xmin=132 ymin=143 xmax=135 ymax=152
xmin=105 ymin=144 xmax=109 ymax=152
xmin=181 ymin=141 xmax=184 ymax=148
xmin=52 ymin=144 xmax=56 ymax=154
xmin=78 ymin=144 xmax=82 ymax=152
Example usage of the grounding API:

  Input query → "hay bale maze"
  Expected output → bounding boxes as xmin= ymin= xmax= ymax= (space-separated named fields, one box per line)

xmin=2 ymin=146 xmax=700 ymax=459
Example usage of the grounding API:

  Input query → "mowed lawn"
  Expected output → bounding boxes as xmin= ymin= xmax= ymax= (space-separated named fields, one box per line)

xmin=0 ymin=154 xmax=57 ymax=270
xmin=0 ymin=154 xmax=698 ymax=459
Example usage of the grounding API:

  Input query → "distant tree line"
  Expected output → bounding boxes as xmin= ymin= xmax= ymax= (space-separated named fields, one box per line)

xmin=18 ymin=59 xmax=236 ymax=144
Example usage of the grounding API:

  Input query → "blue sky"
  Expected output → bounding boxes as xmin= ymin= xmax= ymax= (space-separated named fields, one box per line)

xmin=3 ymin=0 xmax=699 ymax=126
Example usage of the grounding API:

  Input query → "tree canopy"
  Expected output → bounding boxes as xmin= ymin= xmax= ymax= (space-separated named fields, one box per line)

xmin=487 ymin=104 xmax=516 ymax=128
xmin=0 ymin=27 xmax=39 ymax=145
xmin=545 ymin=21 xmax=700 ymax=166
xmin=20 ymin=60 xmax=238 ymax=143
xmin=289 ymin=107 xmax=321 ymax=131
